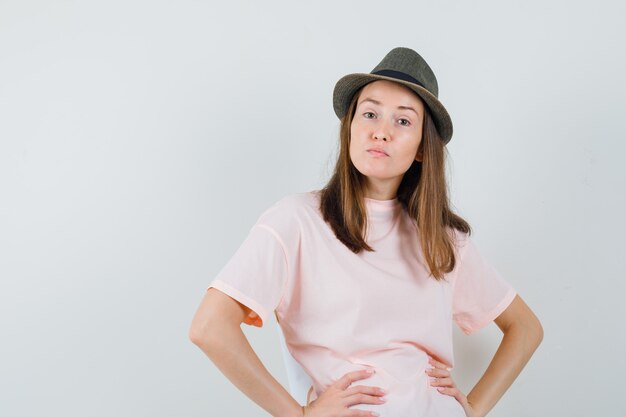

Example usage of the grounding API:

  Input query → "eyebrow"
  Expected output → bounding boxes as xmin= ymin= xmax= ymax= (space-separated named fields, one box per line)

xmin=358 ymin=97 xmax=420 ymax=116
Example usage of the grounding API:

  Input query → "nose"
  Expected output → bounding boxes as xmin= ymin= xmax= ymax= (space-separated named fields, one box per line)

xmin=373 ymin=119 xmax=391 ymax=141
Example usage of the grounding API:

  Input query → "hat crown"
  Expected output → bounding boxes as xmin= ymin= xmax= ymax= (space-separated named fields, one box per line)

xmin=371 ymin=47 xmax=439 ymax=98
xmin=331 ymin=46 xmax=453 ymax=143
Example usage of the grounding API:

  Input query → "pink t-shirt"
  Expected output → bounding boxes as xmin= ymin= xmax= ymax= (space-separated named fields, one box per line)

xmin=207 ymin=190 xmax=517 ymax=417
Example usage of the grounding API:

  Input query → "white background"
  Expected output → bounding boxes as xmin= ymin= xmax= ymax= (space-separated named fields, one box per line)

xmin=1 ymin=1 xmax=624 ymax=416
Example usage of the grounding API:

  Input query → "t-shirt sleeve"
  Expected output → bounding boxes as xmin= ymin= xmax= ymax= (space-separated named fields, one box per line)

xmin=451 ymin=232 xmax=517 ymax=335
xmin=206 ymin=196 xmax=300 ymax=328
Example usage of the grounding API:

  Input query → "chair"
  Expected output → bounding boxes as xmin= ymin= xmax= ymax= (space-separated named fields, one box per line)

xmin=273 ymin=312 xmax=314 ymax=406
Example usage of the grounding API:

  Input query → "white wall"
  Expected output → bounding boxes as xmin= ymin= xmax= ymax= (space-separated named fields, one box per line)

xmin=1 ymin=1 xmax=624 ymax=416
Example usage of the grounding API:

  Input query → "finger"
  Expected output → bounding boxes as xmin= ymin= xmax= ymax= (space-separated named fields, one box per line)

xmin=428 ymin=357 xmax=442 ymax=366
xmin=347 ymin=410 xmax=381 ymax=417
xmin=428 ymin=357 xmax=453 ymax=372
xmin=342 ymin=391 xmax=387 ymax=407
xmin=428 ymin=377 xmax=454 ymax=387
xmin=426 ymin=367 xmax=451 ymax=378
xmin=436 ymin=386 xmax=459 ymax=397
xmin=335 ymin=369 xmax=376 ymax=390
xmin=343 ymin=385 xmax=386 ymax=398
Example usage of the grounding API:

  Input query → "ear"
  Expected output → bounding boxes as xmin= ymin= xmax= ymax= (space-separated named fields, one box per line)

xmin=415 ymin=139 xmax=425 ymax=162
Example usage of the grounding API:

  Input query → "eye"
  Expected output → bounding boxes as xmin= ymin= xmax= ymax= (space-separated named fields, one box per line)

xmin=398 ymin=118 xmax=411 ymax=127
xmin=363 ymin=112 xmax=376 ymax=119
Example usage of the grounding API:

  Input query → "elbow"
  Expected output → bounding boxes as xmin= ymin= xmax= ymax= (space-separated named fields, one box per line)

xmin=189 ymin=320 xmax=244 ymax=359
xmin=188 ymin=317 xmax=220 ymax=349
xmin=189 ymin=316 xmax=241 ymax=351
xmin=520 ymin=301 xmax=544 ymax=349
xmin=504 ymin=314 xmax=544 ymax=351
xmin=533 ymin=317 xmax=544 ymax=347
xmin=188 ymin=323 xmax=205 ymax=347
xmin=188 ymin=324 xmax=204 ymax=346
xmin=519 ymin=315 xmax=544 ymax=351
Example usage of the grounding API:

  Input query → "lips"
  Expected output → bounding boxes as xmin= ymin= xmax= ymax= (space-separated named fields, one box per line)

xmin=367 ymin=148 xmax=389 ymax=156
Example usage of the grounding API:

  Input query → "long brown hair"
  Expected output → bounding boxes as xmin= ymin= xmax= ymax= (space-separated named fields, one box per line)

xmin=319 ymin=84 xmax=471 ymax=280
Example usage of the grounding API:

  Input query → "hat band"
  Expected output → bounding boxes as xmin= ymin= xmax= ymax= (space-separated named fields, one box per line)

xmin=371 ymin=69 xmax=425 ymax=89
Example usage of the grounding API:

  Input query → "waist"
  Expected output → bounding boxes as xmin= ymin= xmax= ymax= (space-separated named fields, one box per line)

xmin=307 ymin=371 xmax=465 ymax=417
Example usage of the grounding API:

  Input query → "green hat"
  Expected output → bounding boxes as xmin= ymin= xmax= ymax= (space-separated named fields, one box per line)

xmin=332 ymin=47 xmax=453 ymax=144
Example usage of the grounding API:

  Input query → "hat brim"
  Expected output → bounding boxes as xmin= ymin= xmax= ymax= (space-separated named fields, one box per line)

xmin=332 ymin=73 xmax=453 ymax=144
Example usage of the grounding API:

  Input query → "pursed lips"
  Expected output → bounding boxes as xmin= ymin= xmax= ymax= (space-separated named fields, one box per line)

xmin=367 ymin=148 xmax=389 ymax=157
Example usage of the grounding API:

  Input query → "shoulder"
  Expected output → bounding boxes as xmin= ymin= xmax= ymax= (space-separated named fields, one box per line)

xmin=274 ymin=190 xmax=320 ymax=211
xmin=447 ymin=226 xmax=471 ymax=249
xmin=258 ymin=189 xmax=320 ymax=217
xmin=254 ymin=189 xmax=321 ymax=230
xmin=446 ymin=226 xmax=475 ymax=268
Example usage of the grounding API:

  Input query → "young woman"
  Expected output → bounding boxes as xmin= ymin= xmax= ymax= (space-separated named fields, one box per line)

xmin=189 ymin=47 xmax=543 ymax=417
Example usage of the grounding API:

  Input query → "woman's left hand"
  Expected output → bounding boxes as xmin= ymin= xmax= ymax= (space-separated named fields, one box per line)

xmin=426 ymin=357 xmax=478 ymax=417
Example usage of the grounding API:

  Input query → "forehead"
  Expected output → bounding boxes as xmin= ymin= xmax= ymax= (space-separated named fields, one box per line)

xmin=358 ymin=79 xmax=424 ymax=108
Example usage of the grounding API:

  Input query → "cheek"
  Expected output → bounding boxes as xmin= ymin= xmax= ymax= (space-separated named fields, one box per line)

xmin=405 ymin=130 xmax=422 ymax=153
xmin=349 ymin=140 xmax=361 ymax=165
xmin=398 ymin=137 xmax=422 ymax=163
xmin=350 ymin=124 xmax=359 ymax=142
xmin=349 ymin=126 xmax=362 ymax=153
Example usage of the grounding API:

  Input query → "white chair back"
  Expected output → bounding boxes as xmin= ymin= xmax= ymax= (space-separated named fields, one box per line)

xmin=273 ymin=316 xmax=313 ymax=406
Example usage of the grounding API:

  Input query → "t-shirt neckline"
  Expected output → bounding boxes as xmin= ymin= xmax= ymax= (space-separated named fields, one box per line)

xmin=364 ymin=196 xmax=400 ymax=211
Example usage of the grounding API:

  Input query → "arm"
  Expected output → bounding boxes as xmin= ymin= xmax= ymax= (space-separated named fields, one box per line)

xmin=188 ymin=288 xmax=302 ymax=417
xmin=465 ymin=294 xmax=544 ymax=417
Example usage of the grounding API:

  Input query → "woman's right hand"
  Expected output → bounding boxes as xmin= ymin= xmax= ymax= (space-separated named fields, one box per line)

xmin=302 ymin=369 xmax=386 ymax=417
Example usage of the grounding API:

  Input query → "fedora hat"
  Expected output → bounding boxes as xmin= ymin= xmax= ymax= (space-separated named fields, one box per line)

xmin=332 ymin=47 xmax=453 ymax=144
